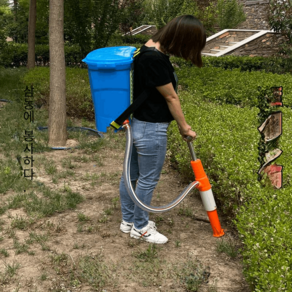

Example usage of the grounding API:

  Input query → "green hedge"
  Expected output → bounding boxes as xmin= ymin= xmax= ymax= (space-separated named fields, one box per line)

xmin=168 ymin=91 xmax=259 ymax=216
xmin=174 ymin=65 xmax=292 ymax=108
xmin=170 ymin=55 xmax=292 ymax=75
xmin=0 ymin=43 xmax=84 ymax=67
xmin=168 ymin=91 xmax=292 ymax=291
xmin=22 ymin=67 xmax=94 ymax=119
xmin=203 ymin=55 xmax=292 ymax=74
xmin=237 ymin=185 xmax=292 ymax=292
xmin=0 ymin=42 xmax=143 ymax=68
xmin=236 ymin=106 xmax=292 ymax=291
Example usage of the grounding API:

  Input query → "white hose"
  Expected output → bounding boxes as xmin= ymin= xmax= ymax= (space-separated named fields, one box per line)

xmin=123 ymin=123 xmax=199 ymax=213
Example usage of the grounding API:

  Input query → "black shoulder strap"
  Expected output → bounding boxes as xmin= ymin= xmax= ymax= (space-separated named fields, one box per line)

xmin=110 ymin=47 xmax=158 ymax=130
xmin=110 ymin=88 xmax=152 ymax=130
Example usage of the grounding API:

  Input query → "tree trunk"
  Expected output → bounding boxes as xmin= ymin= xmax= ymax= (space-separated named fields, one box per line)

xmin=13 ymin=0 xmax=18 ymax=42
xmin=27 ymin=0 xmax=37 ymax=69
xmin=13 ymin=0 xmax=18 ymax=21
xmin=48 ymin=0 xmax=67 ymax=147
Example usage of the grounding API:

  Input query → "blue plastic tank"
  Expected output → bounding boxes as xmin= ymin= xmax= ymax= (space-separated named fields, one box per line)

xmin=83 ymin=46 xmax=137 ymax=132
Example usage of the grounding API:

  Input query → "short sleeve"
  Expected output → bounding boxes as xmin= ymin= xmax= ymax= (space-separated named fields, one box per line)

xmin=144 ymin=59 xmax=172 ymax=88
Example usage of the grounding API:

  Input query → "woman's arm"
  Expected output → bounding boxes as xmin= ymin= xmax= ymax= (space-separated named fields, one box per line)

xmin=156 ymin=83 xmax=197 ymax=141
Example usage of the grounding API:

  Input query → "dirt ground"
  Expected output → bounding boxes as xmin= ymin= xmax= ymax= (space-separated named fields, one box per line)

xmin=0 ymin=131 xmax=251 ymax=292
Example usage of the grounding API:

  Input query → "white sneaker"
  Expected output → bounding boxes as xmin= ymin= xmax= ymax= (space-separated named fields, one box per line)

xmin=120 ymin=221 xmax=133 ymax=233
xmin=130 ymin=222 xmax=168 ymax=244
xmin=120 ymin=220 xmax=155 ymax=233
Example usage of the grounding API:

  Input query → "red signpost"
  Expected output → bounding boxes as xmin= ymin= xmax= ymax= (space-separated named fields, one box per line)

xmin=264 ymin=165 xmax=283 ymax=189
xmin=257 ymin=86 xmax=283 ymax=189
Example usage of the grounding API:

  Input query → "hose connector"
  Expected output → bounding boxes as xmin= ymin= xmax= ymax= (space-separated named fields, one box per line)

xmin=191 ymin=159 xmax=211 ymax=192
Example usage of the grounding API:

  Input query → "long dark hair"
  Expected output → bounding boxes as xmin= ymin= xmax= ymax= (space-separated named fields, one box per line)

xmin=151 ymin=15 xmax=206 ymax=67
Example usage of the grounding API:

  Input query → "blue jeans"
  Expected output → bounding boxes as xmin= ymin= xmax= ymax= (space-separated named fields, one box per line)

xmin=119 ymin=117 xmax=169 ymax=230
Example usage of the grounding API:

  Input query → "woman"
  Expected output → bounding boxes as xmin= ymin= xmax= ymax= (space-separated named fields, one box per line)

xmin=119 ymin=15 xmax=206 ymax=244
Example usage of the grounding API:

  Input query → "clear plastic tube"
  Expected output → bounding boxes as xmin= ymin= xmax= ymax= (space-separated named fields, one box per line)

xmin=122 ymin=123 xmax=199 ymax=213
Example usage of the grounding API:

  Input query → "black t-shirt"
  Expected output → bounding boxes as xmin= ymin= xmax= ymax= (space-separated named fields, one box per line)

xmin=133 ymin=45 xmax=177 ymax=123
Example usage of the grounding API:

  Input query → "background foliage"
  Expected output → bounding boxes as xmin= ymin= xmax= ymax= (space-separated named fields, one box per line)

xmin=64 ymin=0 xmax=92 ymax=57
xmin=143 ymin=0 xmax=246 ymax=35
xmin=0 ymin=1 xmax=9 ymax=58
xmin=267 ymin=0 xmax=292 ymax=71
xmin=0 ymin=0 xmax=145 ymax=58
xmin=0 ymin=0 xmax=250 ymax=64
xmin=268 ymin=0 xmax=292 ymax=43
xmin=119 ymin=0 xmax=145 ymax=34
xmin=217 ymin=0 xmax=246 ymax=29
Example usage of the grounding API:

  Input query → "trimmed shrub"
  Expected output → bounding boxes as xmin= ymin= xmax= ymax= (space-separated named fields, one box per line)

xmin=174 ymin=65 xmax=292 ymax=108
xmin=22 ymin=67 xmax=93 ymax=119
xmin=1 ymin=43 xmax=28 ymax=67
xmin=236 ymin=106 xmax=292 ymax=291
xmin=167 ymin=91 xmax=259 ymax=217
xmin=203 ymin=56 xmax=291 ymax=74
xmin=168 ymin=89 xmax=292 ymax=292
xmin=170 ymin=55 xmax=292 ymax=74
xmin=0 ymin=42 xmax=143 ymax=68
xmin=0 ymin=43 xmax=84 ymax=67
xmin=166 ymin=68 xmax=292 ymax=292
xmin=203 ymin=55 xmax=267 ymax=72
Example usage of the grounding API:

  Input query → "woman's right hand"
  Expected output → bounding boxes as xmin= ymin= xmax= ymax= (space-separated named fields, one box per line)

xmin=179 ymin=125 xmax=197 ymax=142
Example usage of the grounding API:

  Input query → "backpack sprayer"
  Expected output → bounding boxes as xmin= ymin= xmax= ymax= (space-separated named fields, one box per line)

xmin=83 ymin=46 xmax=224 ymax=237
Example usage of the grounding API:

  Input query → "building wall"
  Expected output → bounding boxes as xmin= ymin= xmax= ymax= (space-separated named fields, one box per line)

xmin=226 ymin=33 xmax=286 ymax=57
xmin=203 ymin=30 xmax=259 ymax=54
xmin=237 ymin=0 xmax=270 ymax=30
